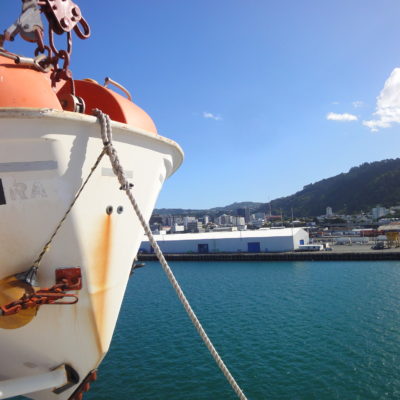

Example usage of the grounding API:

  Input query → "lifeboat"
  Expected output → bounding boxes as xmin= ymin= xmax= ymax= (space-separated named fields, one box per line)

xmin=0 ymin=6 xmax=183 ymax=398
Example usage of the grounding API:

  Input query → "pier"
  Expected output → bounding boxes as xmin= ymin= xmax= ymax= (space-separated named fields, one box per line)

xmin=138 ymin=245 xmax=400 ymax=262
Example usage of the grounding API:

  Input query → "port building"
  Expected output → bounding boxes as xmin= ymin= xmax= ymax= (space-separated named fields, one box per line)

xmin=140 ymin=228 xmax=309 ymax=254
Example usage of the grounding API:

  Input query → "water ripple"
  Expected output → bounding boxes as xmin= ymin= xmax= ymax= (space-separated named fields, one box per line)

xmin=87 ymin=261 xmax=400 ymax=400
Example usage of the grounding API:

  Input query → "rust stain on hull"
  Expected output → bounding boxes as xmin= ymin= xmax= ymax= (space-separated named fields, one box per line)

xmin=90 ymin=214 xmax=113 ymax=352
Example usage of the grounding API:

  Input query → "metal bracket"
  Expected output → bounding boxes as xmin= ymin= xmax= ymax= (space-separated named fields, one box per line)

xmin=67 ymin=369 xmax=97 ymax=400
xmin=42 ymin=0 xmax=88 ymax=36
xmin=0 ymin=364 xmax=76 ymax=399
xmin=14 ymin=266 xmax=39 ymax=287
xmin=55 ymin=267 xmax=83 ymax=290
xmin=4 ymin=0 xmax=44 ymax=44
xmin=53 ymin=364 xmax=80 ymax=395
xmin=58 ymin=93 xmax=86 ymax=113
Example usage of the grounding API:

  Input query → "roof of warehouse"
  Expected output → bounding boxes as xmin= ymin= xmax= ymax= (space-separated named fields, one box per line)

xmin=378 ymin=223 xmax=400 ymax=231
xmin=143 ymin=227 xmax=306 ymax=242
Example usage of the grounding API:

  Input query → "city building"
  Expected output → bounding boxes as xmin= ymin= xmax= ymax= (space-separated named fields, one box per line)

xmin=171 ymin=223 xmax=184 ymax=233
xmin=140 ymin=228 xmax=309 ymax=254
xmin=237 ymin=207 xmax=251 ymax=223
xmin=183 ymin=216 xmax=197 ymax=229
xmin=232 ymin=216 xmax=245 ymax=226
xmin=215 ymin=214 xmax=233 ymax=226
xmin=372 ymin=206 xmax=389 ymax=220
xmin=186 ymin=221 xmax=204 ymax=233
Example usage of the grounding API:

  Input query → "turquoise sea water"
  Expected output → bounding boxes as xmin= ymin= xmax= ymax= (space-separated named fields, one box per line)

xmin=87 ymin=261 xmax=400 ymax=400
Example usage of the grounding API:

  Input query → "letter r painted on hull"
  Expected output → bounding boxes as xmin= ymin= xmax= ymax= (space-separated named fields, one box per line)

xmin=9 ymin=181 xmax=28 ymax=200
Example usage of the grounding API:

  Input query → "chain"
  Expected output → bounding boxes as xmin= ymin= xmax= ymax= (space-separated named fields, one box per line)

xmin=0 ymin=281 xmax=80 ymax=317
xmin=2 ymin=0 xmax=90 ymax=93
xmin=46 ymin=24 xmax=74 ymax=90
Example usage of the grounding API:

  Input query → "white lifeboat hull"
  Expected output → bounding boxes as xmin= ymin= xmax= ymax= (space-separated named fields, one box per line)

xmin=0 ymin=108 xmax=183 ymax=399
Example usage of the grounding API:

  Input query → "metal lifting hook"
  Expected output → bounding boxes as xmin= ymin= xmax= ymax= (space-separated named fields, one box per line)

xmin=1 ymin=0 xmax=90 ymax=97
xmin=3 ymin=0 xmax=90 ymax=41
xmin=4 ymin=0 xmax=45 ymax=48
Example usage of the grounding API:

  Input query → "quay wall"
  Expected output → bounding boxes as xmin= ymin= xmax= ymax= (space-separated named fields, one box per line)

xmin=138 ymin=251 xmax=400 ymax=262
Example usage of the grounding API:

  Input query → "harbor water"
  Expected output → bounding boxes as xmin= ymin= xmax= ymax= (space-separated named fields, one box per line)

xmin=87 ymin=261 xmax=400 ymax=399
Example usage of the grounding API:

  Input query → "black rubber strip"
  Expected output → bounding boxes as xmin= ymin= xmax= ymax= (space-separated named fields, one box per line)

xmin=0 ymin=179 xmax=5 ymax=205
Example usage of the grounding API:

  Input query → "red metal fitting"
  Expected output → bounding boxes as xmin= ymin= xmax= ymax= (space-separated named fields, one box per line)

xmin=56 ymin=267 xmax=82 ymax=290
xmin=0 ymin=267 xmax=82 ymax=317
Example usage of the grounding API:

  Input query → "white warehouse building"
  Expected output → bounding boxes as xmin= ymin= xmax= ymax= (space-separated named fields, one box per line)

xmin=140 ymin=228 xmax=309 ymax=254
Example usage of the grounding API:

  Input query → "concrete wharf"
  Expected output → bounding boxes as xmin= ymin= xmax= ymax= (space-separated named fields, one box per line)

xmin=138 ymin=244 xmax=400 ymax=262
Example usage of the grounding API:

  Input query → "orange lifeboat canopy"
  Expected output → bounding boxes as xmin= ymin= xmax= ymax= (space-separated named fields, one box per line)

xmin=65 ymin=79 xmax=158 ymax=134
xmin=0 ymin=54 xmax=63 ymax=110
xmin=0 ymin=55 xmax=157 ymax=134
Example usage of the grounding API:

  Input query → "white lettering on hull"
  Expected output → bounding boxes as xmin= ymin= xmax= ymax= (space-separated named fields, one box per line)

xmin=9 ymin=181 xmax=48 ymax=201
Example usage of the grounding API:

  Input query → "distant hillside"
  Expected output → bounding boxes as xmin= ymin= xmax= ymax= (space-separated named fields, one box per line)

xmin=155 ymin=159 xmax=400 ymax=218
xmin=265 ymin=158 xmax=400 ymax=217
xmin=154 ymin=202 xmax=263 ymax=217
xmin=209 ymin=201 xmax=264 ymax=213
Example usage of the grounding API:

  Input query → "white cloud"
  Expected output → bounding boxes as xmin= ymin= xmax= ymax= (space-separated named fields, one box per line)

xmin=363 ymin=68 xmax=400 ymax=132
xmin=352 ymin=100 xmax=364 ymax=108
xmin=326 ymin=112 xmax=358 ymax=121
xmin=203 ymin=112 xmax=222 ymax=121
xmin=331 ymin=101 xmax=340 ymax=105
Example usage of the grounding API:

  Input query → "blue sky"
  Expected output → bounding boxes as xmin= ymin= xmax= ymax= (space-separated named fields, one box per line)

xmin=3 ymin=0 xmax=400 ymax=209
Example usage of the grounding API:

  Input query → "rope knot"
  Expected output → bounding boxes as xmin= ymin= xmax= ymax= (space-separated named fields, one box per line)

xmin=120 ymin=182 xmax=134 ymax=190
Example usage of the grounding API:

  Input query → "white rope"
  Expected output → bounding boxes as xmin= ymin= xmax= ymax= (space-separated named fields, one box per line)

xmin=93 ymin=109 xmax=248 ymax=400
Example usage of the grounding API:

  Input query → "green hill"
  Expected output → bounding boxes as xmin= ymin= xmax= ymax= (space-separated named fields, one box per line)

xmin=154 ymin=201 xmax=263 ymax=217
xmin=155 ymin=159 xmax=400 ymax=218
xmin=265 ymin=158 xmax=400 ymax=217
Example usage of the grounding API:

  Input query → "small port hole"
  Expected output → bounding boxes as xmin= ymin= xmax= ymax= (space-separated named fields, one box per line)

xmin=106 ymin=206 xmax=113 ymax=215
